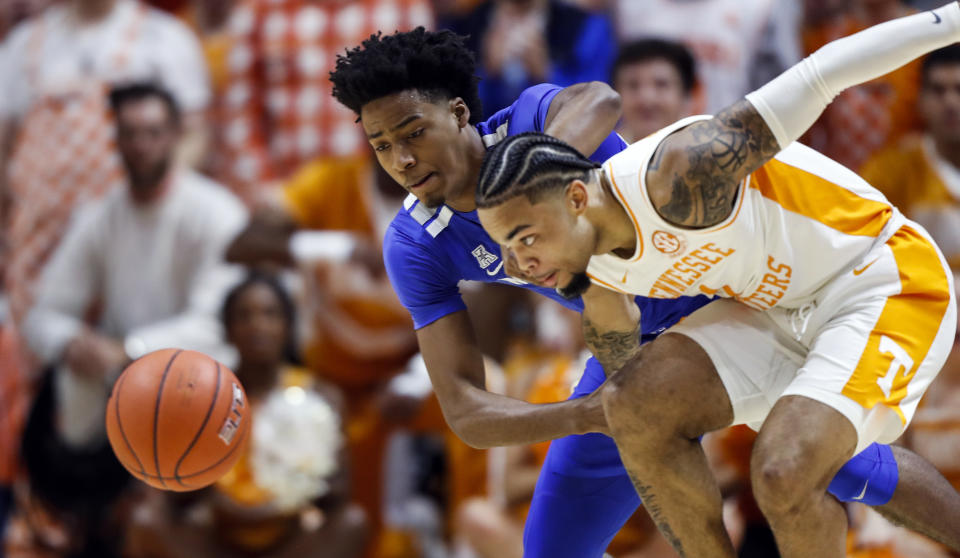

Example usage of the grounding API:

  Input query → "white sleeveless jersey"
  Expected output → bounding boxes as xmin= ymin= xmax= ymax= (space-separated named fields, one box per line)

xmin=586 ymin=116 xmax=905 ymax=311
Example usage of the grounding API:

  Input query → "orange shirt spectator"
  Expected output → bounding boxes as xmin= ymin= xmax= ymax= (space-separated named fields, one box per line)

xmin=218 ymin=0 xmax=432 ymax=203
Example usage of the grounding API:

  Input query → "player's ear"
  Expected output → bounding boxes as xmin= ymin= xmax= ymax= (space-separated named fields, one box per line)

xmin=565 ymin=179 xmax=589 ymax=215
xmin=451 ymin=98 xmax=470 ymax=128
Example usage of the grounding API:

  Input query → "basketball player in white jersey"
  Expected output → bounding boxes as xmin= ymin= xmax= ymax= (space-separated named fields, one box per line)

xmin=475 ymin=4 xmax=960 ymax=557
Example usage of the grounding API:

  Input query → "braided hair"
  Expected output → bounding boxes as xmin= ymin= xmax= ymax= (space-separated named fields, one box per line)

xmin=476 ymin=133 xmax=601 ymax=208
xmin=330 ymin=27 xmax=483 ymax=124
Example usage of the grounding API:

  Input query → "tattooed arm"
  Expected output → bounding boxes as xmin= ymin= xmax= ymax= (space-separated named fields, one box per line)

xmin=580 ymin=286 xmax=642 ymax=375
xmin=645 ymin=100 xmax=779 ymax=229
xmin=646 ymin=3 xmax=960 ymax=229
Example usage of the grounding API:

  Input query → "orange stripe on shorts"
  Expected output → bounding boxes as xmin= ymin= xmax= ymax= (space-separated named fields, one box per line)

xmin=841 ymin=225 xmax=952 ymax=423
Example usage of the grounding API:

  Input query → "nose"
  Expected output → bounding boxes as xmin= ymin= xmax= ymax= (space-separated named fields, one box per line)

xmin=513 ymin=246 xmax=538 ymax=275
xmin=392 ymin=144 xmax=416 ymax=173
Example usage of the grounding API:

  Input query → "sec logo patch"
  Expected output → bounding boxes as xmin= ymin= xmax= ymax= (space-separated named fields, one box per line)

xmin=652 ymin=230 xmax=686 ymax=256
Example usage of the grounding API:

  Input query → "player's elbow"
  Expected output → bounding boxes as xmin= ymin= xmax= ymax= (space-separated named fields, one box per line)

xmin=584 ymin=81 xmax=622 ymax=122
xmin=446 ymin=411 xmax=494 ymax=449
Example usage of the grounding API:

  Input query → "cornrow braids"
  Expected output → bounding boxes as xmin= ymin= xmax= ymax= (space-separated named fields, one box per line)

xmin=476 ymin=132 xmax=601 ymax=208
xmin=330 ymin=27 xmax=483 ymax=123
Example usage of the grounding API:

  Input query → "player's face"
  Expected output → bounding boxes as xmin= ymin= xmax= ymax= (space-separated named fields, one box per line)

xmin=361 ymin=91 xmax=474 ymax=208
xmin=115 ymin=97 xmax=179 ymax=191
xmin=614 ymin=59 xmax=691 ymax=141
xmin=478 ymin=184 xmax=596 ymax=295
xmin=920 ymin=65 xmax=960 ymax=144
xmin=226 ymin=283 xmax=288 ymax=366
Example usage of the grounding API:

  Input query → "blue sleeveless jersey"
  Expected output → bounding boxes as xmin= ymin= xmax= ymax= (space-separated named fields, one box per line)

xmin=383 ymin=83 xmax=711 ymax=334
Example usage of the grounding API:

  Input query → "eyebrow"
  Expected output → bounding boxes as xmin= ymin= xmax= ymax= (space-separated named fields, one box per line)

xmin=505 ymin=224 xmax=531 ymax=242
xmin=367 ymin=114 xmax=422 ymax=139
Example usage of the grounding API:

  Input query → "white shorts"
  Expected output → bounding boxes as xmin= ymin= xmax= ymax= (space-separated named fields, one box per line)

xmin=670 ymin=224 xmax=957 ymax=453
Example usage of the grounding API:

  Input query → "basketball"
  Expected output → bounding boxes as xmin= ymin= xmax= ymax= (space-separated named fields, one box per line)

xmin=105 ymin=348 xmax=250 ymax=491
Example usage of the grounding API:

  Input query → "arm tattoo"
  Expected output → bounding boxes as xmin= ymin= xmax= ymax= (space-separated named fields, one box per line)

xmin=582 ymin=317 xmax=642 ymax=375
xmin=653 ymin=99 xmax=780 ymax=228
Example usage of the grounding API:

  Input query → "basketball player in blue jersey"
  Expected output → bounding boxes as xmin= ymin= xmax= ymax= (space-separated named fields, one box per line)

xmin=328 ymin=28 xmax=960 ymax=556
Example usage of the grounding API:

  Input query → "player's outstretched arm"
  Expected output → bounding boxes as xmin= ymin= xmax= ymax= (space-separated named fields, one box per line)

xmin=646 ymin=2 xmax=960 ymax=229
xmin=417 ymin=310 xmax=607 ymax=449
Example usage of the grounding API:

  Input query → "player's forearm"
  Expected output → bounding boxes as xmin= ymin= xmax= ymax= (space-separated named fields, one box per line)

xmin=581 ymin=288 xmax=642 ymax=374
xmin=443 ymin=384 xmax=594 ymax=449
xmin=747 ymin=3 xmax=960 ymax=150
xmin=544 ymin=81 xmax=621 ymax=157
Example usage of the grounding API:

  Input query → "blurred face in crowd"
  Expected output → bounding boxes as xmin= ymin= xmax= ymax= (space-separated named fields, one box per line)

xmin=115 ymin=96 xmax=179 ymax=196
xmin=227 ymin=282 xmax=289 ymax=368
xmin=920 ymin=64 xmax=960 ymax=145
xmin=362 ymin=91 xmax=477 ymax=209
xmin=614 ymin=57 xmax=691 ymax=141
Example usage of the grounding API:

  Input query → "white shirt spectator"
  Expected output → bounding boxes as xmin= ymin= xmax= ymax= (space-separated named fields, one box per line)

xmin=616 ymin=0 xmax=801 ymax=112
xmin=0 ymin=0 xmax=210 ymax=119
xmin=23 ymin=169 xmax=247 ymax=367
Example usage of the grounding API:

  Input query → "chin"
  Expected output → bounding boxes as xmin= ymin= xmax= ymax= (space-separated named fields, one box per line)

xmin=556 ymin=272 xmax=593 ymax=300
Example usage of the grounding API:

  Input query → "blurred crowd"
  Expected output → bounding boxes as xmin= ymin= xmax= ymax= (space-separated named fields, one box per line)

xmin=0 ymin=0 xmax=958 ymax=557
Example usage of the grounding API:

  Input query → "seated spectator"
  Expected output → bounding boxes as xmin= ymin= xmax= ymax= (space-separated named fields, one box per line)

xmin=446 ymin=0 xmax=616 ymax=115
xmin=1 ymin=0 xmax=212 ymax=324
xmin=124 ymin=272 xmax=368 ymax=558
xmin=226 ymin=158 xmax=428 ymax=558
xmin=21 ymin=82 xmax=245 ymax=451
xmin=860 ymin=45 xmax=960 ymax=285
xmin=611 ymin=39 xmax=697 ymax=143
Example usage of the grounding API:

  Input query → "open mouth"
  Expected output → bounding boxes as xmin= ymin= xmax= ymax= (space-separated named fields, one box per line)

xmin=409 ymin=172 xmax=435 ymax=189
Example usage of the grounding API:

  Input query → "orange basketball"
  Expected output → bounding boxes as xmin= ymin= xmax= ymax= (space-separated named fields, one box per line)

xmin=106 ymin=348 xmax=250 ymax=491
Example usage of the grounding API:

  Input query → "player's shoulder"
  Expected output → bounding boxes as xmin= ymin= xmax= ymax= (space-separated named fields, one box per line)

xmin=385 ymin=195 xmax=451 ymax=253
xmin=476 ymin=83 xmax=564 ymax=144
xmin=607 ymin=115 xmax=711 ymax=174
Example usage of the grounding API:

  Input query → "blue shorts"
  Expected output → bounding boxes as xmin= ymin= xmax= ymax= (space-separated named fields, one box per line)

xmin=522 ymin=357 xmax=899 ymax=558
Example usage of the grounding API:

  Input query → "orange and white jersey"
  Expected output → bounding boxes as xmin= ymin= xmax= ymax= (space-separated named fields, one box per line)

xmin=587 ymin=115 xmax=905 ymax=311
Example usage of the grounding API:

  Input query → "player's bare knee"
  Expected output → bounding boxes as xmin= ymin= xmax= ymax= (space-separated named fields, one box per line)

xmin=751 ymin=452 xmax=813 ymax=516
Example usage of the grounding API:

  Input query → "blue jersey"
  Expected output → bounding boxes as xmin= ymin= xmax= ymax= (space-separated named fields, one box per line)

xmin=383 ymin=83 xmax=711 ymax=335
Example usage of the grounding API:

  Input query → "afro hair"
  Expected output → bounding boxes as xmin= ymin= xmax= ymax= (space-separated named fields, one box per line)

xmin=330 ymin=27 xmax=483 ymax=124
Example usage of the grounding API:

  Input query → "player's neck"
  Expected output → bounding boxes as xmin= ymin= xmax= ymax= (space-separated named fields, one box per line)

xmin=593 ymin=172 xmax=637 ymax=258
xmin=446 ymin=126 xmax=487 ymax=213
xmin=933 ymin=136 xmax=960 ymax=170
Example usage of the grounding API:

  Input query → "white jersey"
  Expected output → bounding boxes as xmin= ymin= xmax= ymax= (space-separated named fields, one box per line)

xmin=587 ymin=116 xmax=905 ymax=310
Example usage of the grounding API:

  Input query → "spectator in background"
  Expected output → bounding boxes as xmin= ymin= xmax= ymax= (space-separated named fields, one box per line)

xmin=125 ymin=273 xmax=368 ymax=558
xmin=803 ymin=0 xmax=921 ymax=171
xmin=861 ymin=45 xmax=960 ymax=280
xmin=9 ymin=83 xmax=242 ymax=558
xmin=225 ymin=160 xmax=428 ymax=558
xmin=0 ymin=0 xmax=211 ymax=325
xmin=20 ymin=82 xmax=244 ymax=455
xmin=613 ymin=0 xmax=801 ymax=113
xmin=217 ymin=0 xmax=432 ymax=204
xmin=445 ymin=0 xmax=616 ymax=117
xmin=610 ymin=38 xmax=696 ymax=143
